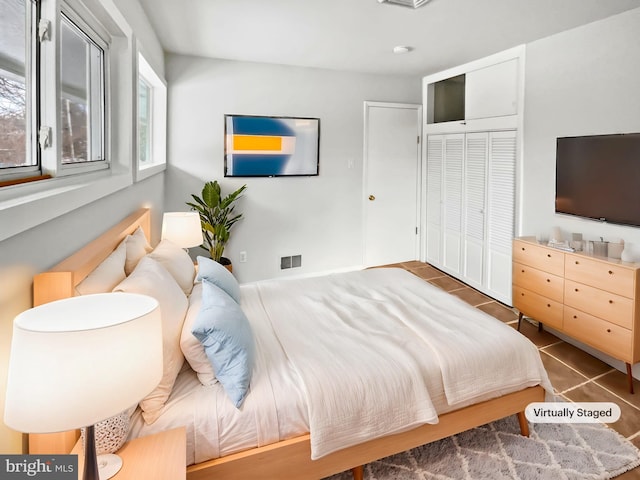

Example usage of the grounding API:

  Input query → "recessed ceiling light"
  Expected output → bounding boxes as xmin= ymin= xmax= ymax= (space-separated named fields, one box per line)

xmin=393 ymin=46 xmax=413 ymax=54
xmin=378 ymin=0 xmax=432 ymax=8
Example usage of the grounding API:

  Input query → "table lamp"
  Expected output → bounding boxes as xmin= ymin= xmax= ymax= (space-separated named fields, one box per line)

xmin=4 ymin=292 xmax=162 ymax=480
xmin=161 ymin=211 xmax=203 ymax=250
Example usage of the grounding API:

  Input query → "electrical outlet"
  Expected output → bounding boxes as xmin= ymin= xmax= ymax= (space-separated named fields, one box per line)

xmin=292 ymin=255 xmax=302 ymax=268
xmin=239 ymin=251 xmax=247 ymax=263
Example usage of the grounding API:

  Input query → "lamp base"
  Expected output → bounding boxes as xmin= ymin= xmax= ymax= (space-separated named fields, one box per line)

xmin=97 ymin=454 xmax=123 ymax=480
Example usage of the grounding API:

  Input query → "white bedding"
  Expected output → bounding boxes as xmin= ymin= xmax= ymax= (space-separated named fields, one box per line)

xmin=129 ymin=267 xmax=552 ymax=464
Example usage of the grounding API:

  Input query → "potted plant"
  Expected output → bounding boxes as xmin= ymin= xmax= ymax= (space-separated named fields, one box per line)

xmin=187 ymin=180 xmax=247 ymax=270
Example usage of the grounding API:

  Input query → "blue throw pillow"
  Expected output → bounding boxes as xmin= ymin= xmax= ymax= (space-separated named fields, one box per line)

xmin=196 ymin=256 xmax=241 ymax=303
xmin=191 ymin=279 xmax=254 ymax=407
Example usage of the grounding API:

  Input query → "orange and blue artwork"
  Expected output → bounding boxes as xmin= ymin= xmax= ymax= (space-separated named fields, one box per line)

xmin=224 ymin=115 xmax=320 ymax=177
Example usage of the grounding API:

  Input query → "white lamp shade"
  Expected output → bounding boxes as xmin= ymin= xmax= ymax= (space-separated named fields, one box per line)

xmin=161 ymin=212 xmax=203 ymax=249
xmin=4 ymin=293 xmax=162 ymax=433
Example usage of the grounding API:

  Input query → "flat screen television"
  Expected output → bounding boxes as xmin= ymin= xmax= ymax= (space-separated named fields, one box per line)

xmin=555 ymin=133 xmax=640 ymax=226
xmin=224 ymin=114 xmax=320 ymax=177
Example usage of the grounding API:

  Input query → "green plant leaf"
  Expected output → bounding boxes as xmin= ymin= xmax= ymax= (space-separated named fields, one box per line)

xmin=186 ymin=181 xmax=247 ymax=263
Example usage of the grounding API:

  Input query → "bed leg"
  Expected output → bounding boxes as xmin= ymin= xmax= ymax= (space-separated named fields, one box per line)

xmin=517 ymin=312 xmax=523 ymax=331
xmin=351 ymin=465 xmax=364 ymax=480
xmin=517 ymin=411 xmax=530 ymax=437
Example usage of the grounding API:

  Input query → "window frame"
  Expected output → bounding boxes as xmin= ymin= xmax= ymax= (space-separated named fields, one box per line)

xmin=0 ymin=0 xmax=39 ymax=181
xmin=135 ymin=50 xmax=166 ymax=181
xmin=48 ymin=2 xmax=110 ymax=177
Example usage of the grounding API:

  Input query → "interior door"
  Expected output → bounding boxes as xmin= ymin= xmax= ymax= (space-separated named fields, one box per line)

xmin=442 ymin=134 xmax=464 ymax=275
xmin=425 ymin=135 xmax=444 ymax=265
xmin=463 ymin=132 xmax=488 ymax=289
xmin=363 ymin=102 xmax=421 ymax=267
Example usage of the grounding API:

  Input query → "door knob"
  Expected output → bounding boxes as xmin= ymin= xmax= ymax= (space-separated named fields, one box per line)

xmin=369 ymin=195 xmax=376 ymax=201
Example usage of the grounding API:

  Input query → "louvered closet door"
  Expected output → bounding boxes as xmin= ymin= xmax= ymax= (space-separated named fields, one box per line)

xmin=463 ymin=133 xmax=488 ymax=289
xmin=486 ymin=130 xmax=517 ymax=304
xmin=442 ymin=134 xmax=465 ymax=275
xmin=425 ymin=135 xmax=443 ymax=264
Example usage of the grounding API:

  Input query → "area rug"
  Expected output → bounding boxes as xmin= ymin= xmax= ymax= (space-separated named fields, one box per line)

xmin=326 ymin=416 xmax=640 ymax=480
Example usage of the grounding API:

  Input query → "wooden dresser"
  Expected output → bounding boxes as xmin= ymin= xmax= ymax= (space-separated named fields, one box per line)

xmin=513 ymin=236 xmax=640 ymax=393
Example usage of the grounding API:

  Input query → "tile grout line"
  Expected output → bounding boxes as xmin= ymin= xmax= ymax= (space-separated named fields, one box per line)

xmin=539 ymin=348 xmax=609 ymax=385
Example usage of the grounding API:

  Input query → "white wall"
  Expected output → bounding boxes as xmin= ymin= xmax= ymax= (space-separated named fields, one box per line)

xmin=521 ymin=7 xmax=640 ymax=245
xmin=164 ymin=55 xmax=421 ymax=283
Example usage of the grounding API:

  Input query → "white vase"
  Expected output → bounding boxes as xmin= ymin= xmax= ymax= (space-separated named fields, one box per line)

xmin=81 ymin=410 xmax=130 ymax=455
xmin=621 ymin=242 xmax=640 ymax=263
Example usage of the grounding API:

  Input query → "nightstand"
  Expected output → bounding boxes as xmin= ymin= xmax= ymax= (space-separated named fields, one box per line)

xmin=72 ymin=427 xmax=186 ymax=480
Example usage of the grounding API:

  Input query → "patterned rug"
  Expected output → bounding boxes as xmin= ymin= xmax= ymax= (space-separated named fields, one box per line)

xmin=326 ymin=416 xmax=640 ymax=480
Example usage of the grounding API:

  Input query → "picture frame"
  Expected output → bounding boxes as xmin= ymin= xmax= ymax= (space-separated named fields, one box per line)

xmin=224 ymin=114 xmax=320 ymax=177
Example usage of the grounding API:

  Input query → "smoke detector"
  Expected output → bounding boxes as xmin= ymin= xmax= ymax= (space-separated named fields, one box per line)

xmin=378 ymin=0 xmax=432 ymax=8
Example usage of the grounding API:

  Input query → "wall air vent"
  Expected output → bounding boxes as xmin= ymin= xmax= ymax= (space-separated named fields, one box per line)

xmin=378 ymin=0 xmax=432 ymax=8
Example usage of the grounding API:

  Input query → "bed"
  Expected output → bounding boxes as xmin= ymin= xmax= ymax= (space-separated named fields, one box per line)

xmin=29 ymin=208 xmax=551 ymax=479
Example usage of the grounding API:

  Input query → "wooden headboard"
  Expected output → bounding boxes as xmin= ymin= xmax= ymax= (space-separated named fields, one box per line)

xmin=33 ymin=208 xmax=151 ymax=306
xmin=29 ymin=208 xmax=151 ymax=455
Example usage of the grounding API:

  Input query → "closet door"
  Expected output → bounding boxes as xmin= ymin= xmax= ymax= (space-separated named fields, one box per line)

xmin=442 ymin=134 xmax=465 ymax=275
xmin=463 ymin=132 xmax=488 ymax=289
xmin=486 ymin=130 xmax=517 ymax=304
xmin=425 ymin=135 xmax=443 ymax=265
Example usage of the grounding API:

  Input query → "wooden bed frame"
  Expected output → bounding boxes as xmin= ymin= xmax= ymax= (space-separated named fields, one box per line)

xmin=29 ymin=207 xmax=545 ymax=479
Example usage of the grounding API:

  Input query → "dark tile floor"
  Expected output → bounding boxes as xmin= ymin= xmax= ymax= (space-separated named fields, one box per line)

xmin=389 ymin=260 xmax=640 ymax=479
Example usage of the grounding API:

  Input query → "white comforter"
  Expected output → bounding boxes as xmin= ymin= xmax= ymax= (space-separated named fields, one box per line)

xmin=130 ymin=267 xmax=552 ymax=464
xmin=255 ymin=268 xmax=552 ymax=459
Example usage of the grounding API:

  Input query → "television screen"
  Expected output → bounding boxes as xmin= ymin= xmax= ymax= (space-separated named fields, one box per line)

xmin=555 ymin=133 xmax=640 ymax=226
xmin=224 ymin=114 xmax=320 ymax=177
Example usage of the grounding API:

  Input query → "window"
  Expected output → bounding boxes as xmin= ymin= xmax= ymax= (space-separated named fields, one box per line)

xmin=0 ymin=0 xmax=108 ymax=183
xmin=138 ymin=76 xmax=152 ymax=166
xmin=60 ymin=12 xmax=104 ymax=164
xmin=0 ymin=0 xmax=167 ymax=242
xmin=0 ymin=0 xmax=37 ymax=176
xmin=136 ymin=52 xmax=166 ymax=180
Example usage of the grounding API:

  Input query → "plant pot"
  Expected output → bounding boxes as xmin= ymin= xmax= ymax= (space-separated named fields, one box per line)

xmin=219 ymin=256 xmax=233 ymax=273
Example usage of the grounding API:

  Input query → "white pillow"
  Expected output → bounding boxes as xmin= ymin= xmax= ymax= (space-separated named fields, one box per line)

xmin=113 ymin=256 xmax=188 ymax=424
xmin=148 ymin=239 xmax=196 ymax=295
xmin=76 ymin=240 xmax=126 ymax=295
xmin=124 ymin=226 xmax=153 ymax=275
xmin=180 ymin=282 xmax=217 ymax=385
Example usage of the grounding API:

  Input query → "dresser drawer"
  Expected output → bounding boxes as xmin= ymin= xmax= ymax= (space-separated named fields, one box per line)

xmin=513 ymin=262 xmax=564 ymax=303
xmin=564 ymin=279 xmax=633 ymax=329
xmin=565 ymin=254 xmax=635 ymax=297
xmin=513 ymin=240 xmax=564 ymax=276
xmin=564 ymin=306 xmax=632 ymax=361
xmin=513 ymin=286 xmax=563 ymax=330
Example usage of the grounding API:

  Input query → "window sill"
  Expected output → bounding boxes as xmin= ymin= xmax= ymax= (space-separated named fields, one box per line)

xmin=136 ymin=162 xmax=166 ymax=182
xmin=0 ymin=170 xmax=132 ymax=242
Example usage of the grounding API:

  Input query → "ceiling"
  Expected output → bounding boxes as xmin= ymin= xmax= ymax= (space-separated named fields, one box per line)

xmin=137 ymin=0 xmax=640 ymax=77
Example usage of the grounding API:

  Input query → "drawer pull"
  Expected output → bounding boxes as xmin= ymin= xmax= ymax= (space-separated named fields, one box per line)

xmin=521 ymin=247 xmax=525 ymax=251
xmin=522 ymin=269 xmax=525 ymax=273
xmin=609 ymin=299 xmax=613 ymax=304
xmin=574 ymin=288 xmax=579 ymax=292
xmin=575 ymin=261 xmax=579 ymax=264
xmin=607 ymin=328 xmax=611 ymax=333
xmin=547 ymin=304 xmax=551 ymax=308
xmin=573 ymin=315 xmax=578 ymax=319
xmin=547 ymin=254 xmax=551 ymax=258
xmin=608 ymin=270 xmax=613 ymax=275
xmin=546 ymin=279 xmax=551 ymax=282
